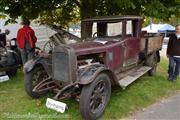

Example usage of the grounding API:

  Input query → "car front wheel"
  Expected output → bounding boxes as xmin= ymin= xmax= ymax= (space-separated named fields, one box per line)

xmin=80 ymin=73 xmax=111 ymax=120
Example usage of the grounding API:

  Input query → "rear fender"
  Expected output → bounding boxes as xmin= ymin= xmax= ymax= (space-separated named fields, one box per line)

xmin=23 ymin=57 xmax=52 ymax=76
xmin=78 ymin=64 xmax=117 ymax=85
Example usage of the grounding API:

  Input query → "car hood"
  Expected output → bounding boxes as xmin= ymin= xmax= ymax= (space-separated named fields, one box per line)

xmin=70 ymin=38 xmax=117 ymax=55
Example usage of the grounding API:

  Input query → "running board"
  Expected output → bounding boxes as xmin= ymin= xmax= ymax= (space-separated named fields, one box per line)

xmin=118 ymin=66 xmax=151 ymax=89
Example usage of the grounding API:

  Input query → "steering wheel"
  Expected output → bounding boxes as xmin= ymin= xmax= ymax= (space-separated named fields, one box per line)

xmin=42 ymin=39 xmax=55 ymax=52
xmin=92 ymin=32 xmax=104 ymax=38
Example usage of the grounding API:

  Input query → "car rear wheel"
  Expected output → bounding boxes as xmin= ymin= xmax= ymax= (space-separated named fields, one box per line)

xmin=24 ymin=66 xmax=48 ymax=98
xmin=80 ymin=73 xmax=111 ymax=120
xmin=145 ymin=53 xmax=158 ymax=76
xmin=7 ymin=68 xmax=17 ymax=77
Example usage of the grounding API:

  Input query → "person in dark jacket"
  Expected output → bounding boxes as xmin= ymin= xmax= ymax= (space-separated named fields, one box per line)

xmin=16 ymin=18 xmax=37 ymax=65
xmin=167 ymin=24 xmax=180 ymax=81
xmin=0 ymin=29 xmax=10 ymax=47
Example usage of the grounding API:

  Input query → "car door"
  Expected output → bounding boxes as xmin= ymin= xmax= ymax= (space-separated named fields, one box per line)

xmin=123 ymin=20 xmax=141 ymax=67
xmin=123 ymin=37 xmax=140 ymax=67
xmin=107 ymin=42 xmax=125 ymax=71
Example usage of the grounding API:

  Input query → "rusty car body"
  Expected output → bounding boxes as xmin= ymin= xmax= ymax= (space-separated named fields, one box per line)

xmin=23 ymin=16 xmax=163 ymax=120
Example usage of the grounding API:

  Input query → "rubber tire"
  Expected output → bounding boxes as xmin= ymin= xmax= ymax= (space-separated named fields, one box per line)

xmin=7 ymin=68 xmax=17 ymax=77
xmin=80 ymin=73 xmax=111 ymax=120
xmin=145 ymin=53 xmax=157 ymax=76
xmin=24 ymin=66 xmax=48 ymax=98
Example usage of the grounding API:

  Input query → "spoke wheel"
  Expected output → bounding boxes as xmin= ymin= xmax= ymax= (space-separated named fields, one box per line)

xmin=43 ymin=40 xmax=54 ymax=52
xmin=80 ymin=73 xmax=111 ymax=120
xmin=90 ymin=80 xmax=106 ymax=113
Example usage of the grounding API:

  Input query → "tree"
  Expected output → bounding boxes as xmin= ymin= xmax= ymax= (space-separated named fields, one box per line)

xmin=0 ymin=0 xmax=179 ymax=27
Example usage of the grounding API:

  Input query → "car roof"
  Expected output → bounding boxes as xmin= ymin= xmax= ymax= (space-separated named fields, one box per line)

xmin=82 ymin=15 xmax=142 ymax=23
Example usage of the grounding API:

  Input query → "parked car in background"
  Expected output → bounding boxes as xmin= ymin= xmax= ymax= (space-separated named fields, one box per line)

xmin=0 ymin=36 xmax=22 ymax=76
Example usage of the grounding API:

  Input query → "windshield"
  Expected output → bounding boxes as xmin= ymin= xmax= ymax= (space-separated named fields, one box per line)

xmin=50 ymin=27 xmax=81 ymax=45
xmin=92 ymin=22 xmax=123 ymax=38
xmin=41 ymin=27 xmax=81 ymax=53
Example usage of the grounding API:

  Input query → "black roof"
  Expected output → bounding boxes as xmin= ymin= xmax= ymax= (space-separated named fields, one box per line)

xmin=82 ymin=15 xmax=142 ymax=22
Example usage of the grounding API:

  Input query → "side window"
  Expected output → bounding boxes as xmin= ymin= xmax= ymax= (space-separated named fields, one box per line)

xmin=126 ymin=20 xmax=139 ymax=37
xmin=92 ymin=22 xmax=97 ymax=37
xmin=126 ymin=20 xmax=133 ymax=37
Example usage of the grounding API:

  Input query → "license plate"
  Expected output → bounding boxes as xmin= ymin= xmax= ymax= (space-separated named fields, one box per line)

xmin=11 ymin=41 xmax=16 ymax=46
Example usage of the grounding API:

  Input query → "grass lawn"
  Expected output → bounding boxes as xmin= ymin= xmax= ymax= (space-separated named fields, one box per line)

xmin=0 ymin=59 xmax=179 ymax=120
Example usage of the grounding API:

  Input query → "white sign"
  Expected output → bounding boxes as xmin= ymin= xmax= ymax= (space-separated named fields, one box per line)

xmin=46 ymin=98 xmax=67 ymax=113
xmin=0 ymin=75 xmax=9 ymax=83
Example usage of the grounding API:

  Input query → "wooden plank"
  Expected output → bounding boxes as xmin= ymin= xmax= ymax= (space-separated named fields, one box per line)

xmin=140 ymin=35 xmax=163 ymax=55
xmin=148 ymin=36 xmax=163 ymax=53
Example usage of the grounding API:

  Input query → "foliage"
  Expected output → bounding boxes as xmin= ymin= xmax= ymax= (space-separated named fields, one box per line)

xmin=169 ymin=15 xmax=180 ymax=26
xmin=142 ymin=16 xmax=163 ymax=27
xmin=0 ymin=13 xmax=6 ymax=19
xmin=0 ymin=0 xmax=179 ymax=27
xmin=37 ymin=3 xmax=80 ymax=28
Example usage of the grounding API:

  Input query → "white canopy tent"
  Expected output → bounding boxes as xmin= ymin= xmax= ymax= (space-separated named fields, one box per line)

xmin=142 ymin=24 xmax=175 ymax=33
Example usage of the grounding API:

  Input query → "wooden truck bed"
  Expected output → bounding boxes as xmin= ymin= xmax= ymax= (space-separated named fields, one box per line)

xmin=141 ymin=35 xmax=163 ymax=55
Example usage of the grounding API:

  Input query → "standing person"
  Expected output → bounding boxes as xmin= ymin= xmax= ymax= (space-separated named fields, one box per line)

xmin=16 ymin=18 xmax=37 ymax=65
xmin=5 ymin=29 xmax=10 ymax=35
xmin=0 ymin=29 xmax=10 ymax=47
xmin=167 ymin=24 xmax=180 ymax=82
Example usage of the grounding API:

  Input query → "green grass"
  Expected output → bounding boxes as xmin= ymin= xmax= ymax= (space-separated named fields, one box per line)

xmin=0 ymin=59 xmax=179 ymax=120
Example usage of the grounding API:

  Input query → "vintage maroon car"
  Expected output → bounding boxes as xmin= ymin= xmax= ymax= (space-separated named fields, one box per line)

xmin=24 ymin=16 xmax=163 ymax=120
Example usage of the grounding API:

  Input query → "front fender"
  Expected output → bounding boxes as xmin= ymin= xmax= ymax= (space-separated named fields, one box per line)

xmin=23 ymin=57 xmax=52 ymax=76
xmin=23 ymin=58 xmax=38 ymax=73
xmin=78 ymin=64 xmax=117 ymax=85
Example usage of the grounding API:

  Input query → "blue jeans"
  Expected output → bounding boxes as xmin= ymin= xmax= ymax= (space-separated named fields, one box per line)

xmin=20 ymin=48 xmax=35 ymax=65
xmin=168 ymin=56 xmax=180 ymax=80
xmin=20 ymin=41 xmax=35 ymax=65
